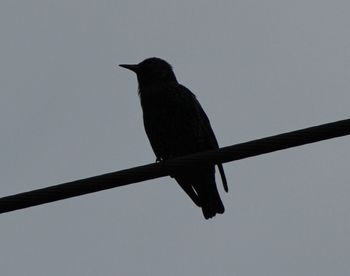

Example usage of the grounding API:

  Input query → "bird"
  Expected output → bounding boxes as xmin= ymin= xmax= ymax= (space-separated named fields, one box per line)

xmin=120 ymin=57 xmax=228 ymax=219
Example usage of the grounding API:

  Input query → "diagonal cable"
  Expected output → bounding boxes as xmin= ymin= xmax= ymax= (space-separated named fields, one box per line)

xmin=0 ymin=118 xmax=349 ymax=214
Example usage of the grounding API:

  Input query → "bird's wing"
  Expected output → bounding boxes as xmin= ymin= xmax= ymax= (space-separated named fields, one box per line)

xmin=179 ymin=85 xmax=228 ymax=192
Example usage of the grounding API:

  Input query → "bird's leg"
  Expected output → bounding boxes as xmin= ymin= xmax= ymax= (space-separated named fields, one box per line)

xmin=156 ymin=157 xmax=174 ymax=177
xmin=166 ymin=155 xmax=177 ymax=178
xmin=156 ymin=156 xmax=177 ymax=178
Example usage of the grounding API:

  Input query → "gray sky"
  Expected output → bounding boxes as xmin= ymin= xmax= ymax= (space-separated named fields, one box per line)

xmin=1 ymin=1 xmax=349 ymax=275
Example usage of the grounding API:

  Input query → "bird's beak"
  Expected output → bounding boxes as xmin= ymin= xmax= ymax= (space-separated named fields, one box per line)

xmin=119 ymin=64 xmax=139 ymax=73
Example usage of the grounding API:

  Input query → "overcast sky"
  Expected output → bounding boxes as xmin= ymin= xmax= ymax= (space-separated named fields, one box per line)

xmin=1 ymin=1 xmax=349 ymax=275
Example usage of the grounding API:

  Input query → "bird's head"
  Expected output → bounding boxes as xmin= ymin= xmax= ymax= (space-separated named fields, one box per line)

xmin=119 ymin=57 xmax=177 ymax=87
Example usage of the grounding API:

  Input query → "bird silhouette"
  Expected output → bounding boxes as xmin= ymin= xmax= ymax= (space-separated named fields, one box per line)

xmin=120 ymin=57 xmax=228 ymax=219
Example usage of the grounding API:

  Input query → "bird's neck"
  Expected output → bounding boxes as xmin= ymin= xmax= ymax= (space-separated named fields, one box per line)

xmin=138 ymin=80 xmax=177 ymax=95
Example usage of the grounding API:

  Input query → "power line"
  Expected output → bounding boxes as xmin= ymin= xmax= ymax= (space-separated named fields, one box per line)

xmin=0 ymin=118 xmax=349 ymax=214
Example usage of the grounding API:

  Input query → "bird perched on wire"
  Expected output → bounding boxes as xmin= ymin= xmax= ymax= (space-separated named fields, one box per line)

xmin=120 ymin=57 xmax=228 ymax=219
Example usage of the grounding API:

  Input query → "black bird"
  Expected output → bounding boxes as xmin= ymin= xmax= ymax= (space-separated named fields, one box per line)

xmin=120 ymin=57 xmax=228 ymax=219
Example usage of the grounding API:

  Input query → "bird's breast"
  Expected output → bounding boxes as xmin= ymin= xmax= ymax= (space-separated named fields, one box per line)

xmin=139 ymin=87 xmax=201 ymax=158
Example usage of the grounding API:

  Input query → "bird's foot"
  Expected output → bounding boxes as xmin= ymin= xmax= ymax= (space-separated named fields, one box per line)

xmin=156 ymin=157 xmax=175 ymax=178
xmin=155 ymin=157 xmax=163 ymax=163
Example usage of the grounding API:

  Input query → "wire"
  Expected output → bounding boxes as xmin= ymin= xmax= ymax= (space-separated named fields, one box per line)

xmin=0 ymin=118 xmax=349 ymax=214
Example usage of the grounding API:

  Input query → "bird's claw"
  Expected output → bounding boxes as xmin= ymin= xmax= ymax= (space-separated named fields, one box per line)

xmin=156 ymin=157 xmax=163 ymax=163
xmin=156 ymin=157 xmax=175 ymax=178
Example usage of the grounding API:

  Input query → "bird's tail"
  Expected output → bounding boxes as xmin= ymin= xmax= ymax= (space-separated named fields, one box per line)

xmin=218 ymin=163 xmax=228 ymax=192
xmin=196 ymin=176 xmax=225 ymax=219
xmin=175 ymin=166 xmax=225 ymax=219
